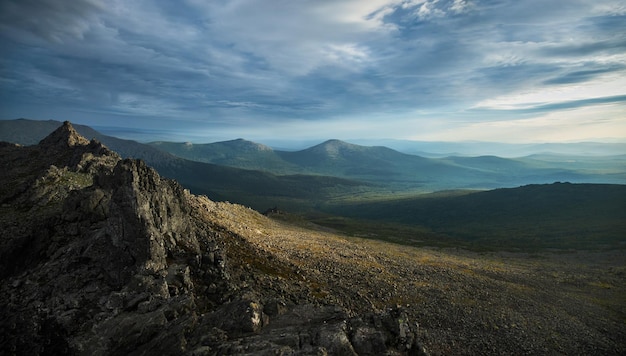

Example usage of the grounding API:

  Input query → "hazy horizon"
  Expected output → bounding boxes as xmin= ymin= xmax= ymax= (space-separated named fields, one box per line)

xmin=7 ymin=118 xmax=625 ymax=158
xmin=92 ymin=123 xmax=626 ymax=157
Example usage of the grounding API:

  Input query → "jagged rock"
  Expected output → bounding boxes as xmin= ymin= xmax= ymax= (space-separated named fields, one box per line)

xmin=37 ymin=121 xmax=119 ymax=174
xmin=0 ymin=122 xmax=427 ymax=355
xmin=38 ymin=120 xmax=90 ymax=148
xmin=348 ymin=306 xmax=426 ymax=356
xmin=204 ymin=299 xmax=269 ymax=335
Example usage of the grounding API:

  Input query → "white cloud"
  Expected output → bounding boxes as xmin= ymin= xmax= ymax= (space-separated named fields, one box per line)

xmin=399 ymin=0 xmax=473 ymax=20
xmin=474 ymin=74 xmax=626 ymax=110
xmin=450 ymin=0 xmax=472 ymax=14
xmin=417 ymin=0 xmax=445 ymax=19
xmin=419 ymin=104 xmax=626 ymax=143
xmin=321 ymin=44 xmax=371 ymax=68
xmin=183 ymin=0 xmax=397 ymax=76
xmin=589 ymin=1 xmax=626 ymax=15
xmin=402 ymin=0 xmax=428 ymax=8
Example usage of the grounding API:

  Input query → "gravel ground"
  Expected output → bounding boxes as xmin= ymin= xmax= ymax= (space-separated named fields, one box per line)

xmin=199 ymin=199 xmax=626 ymax=355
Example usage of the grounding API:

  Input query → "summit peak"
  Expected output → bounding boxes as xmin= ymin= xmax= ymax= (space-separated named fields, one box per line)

xmin=38 ymin=121 xmax=90 ymax=149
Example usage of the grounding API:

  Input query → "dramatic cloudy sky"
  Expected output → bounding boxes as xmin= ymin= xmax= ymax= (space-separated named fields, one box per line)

xmin=1 ymin=0 xmax=625 ymax=143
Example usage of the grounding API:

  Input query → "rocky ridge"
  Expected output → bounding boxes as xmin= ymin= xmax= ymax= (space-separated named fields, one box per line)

xmin=0 ymin=122 xmax=425 ymax=355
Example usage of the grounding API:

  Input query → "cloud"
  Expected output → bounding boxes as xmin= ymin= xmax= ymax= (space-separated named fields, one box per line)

xmin=183 ymin=0 xmax=396 ymax=76
xmin=1 ymin=0 xmax=625 ymax=143
xmin=474 ymin=74 xmax=626 ymax=110
xmin=0 ymin=0 xmax=104 ymax=43
xmin=442 ymin=103 xmax=626 ymax=143
xmin=450 ymin=0 xmax=473 ymax=14
xmin=543 ymin=66 xmax=626 ymax=85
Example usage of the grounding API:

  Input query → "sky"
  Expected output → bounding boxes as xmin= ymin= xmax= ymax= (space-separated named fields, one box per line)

xmin=1 ymin=0 xmax=625 ymax=144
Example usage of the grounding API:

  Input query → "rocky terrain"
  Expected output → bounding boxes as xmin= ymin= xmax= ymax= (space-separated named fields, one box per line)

xmin=0 ymin=122 xmax=424 ymax=355
xmin=1 ymin=122 xmax=624 ymax=355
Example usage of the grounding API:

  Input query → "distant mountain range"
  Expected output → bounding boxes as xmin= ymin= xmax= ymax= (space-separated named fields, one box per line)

xmin=91 ymin=124 xmax=626 ymax=157
xmin=2 ymin=119 xmax=625 ymax=210
xmin=149 ymin=135 xmax=625 ymax=190
xmin=347 ymin=138 xmax=626 ymax=158
xmin=0 ymin=119 xmax=370 ymax=211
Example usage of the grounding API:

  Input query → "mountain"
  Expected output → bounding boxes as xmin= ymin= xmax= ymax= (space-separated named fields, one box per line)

xmin=149 ymin=139 xmax=301 ymax=173
xmin=0 ymin=118 xmax=182 ymax=166
xmin=0 ymin=119 xmax=372 ymax=211
xmin=151 ymin=137 xmax=611 ymax=190
xmin=437 ymin=155 xmax=608 ymax=186
xmin=278 ymin=139 xmax=434 ymax=175
xmin=441 ymin=155 xmax=534 ymax=173
xmin=2 ymin=119 xmax=624 ymax=204
xmin=349 ymin=138 xmax=626 ymax=157
xmin=2 ymin=122 xmax=624 ymax=355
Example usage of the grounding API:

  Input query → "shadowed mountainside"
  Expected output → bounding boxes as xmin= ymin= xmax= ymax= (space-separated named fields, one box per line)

xmin=147 ymin=136 xmax=625 ymax=189
xmin=150 ymin=139 xmax=301 ymax=174
xmin=318 ymin=183 xmax=626 ymax=251
xmin=277 ymin=139 xmax=466 ymax=184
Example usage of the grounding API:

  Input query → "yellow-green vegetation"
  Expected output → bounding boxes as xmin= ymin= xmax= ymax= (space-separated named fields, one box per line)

xmin=25 ymin=167 xmax=93 ymax=213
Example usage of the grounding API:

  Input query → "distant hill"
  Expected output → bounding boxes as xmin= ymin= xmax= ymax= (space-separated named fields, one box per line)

xmin=150 ymin=137 xmax=625 ymax=190
xmin=518 ymin=154 xmax=626 ymax=175
xmin=0 ymin=119 xmax=64 ymax=145
xmin=349 ymin=138 xmax=626 ymax=157
xmin=441 ymin=155 xmax=533 ymax=173
xmin=276 ymin=139 xmax=476 ymax=186
xmin=438 ymin=155 xmax=610 ymax=186
xmin=149 ymin=139 xmax=302 ymax=174
xmin=322 ymin=182 xmax=626 ymax=250
xmin=0 ymin=119 xmax=371 ymax=211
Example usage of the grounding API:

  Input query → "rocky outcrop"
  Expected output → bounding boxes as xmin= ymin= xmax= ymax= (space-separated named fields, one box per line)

xmin=0 ymin=122 xmax=425 ymax=355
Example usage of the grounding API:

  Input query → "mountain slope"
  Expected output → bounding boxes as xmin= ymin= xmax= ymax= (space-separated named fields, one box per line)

xmin=275 ymin=139 xmax=506 ymax=189
xmin=322 ymin=182 xmax=626 ymax=250
xmin=276 ymin=140 xmax=610 ymax=189
xmin=149 ymin=139 xmax=301 ymax=173
xmin=149 ymin=135 xmax=623 ymax=189
xmin=278 ymin=139 xmax=430 ymax=174
xmin=0 ymin=119 xmax=372 ymax=211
